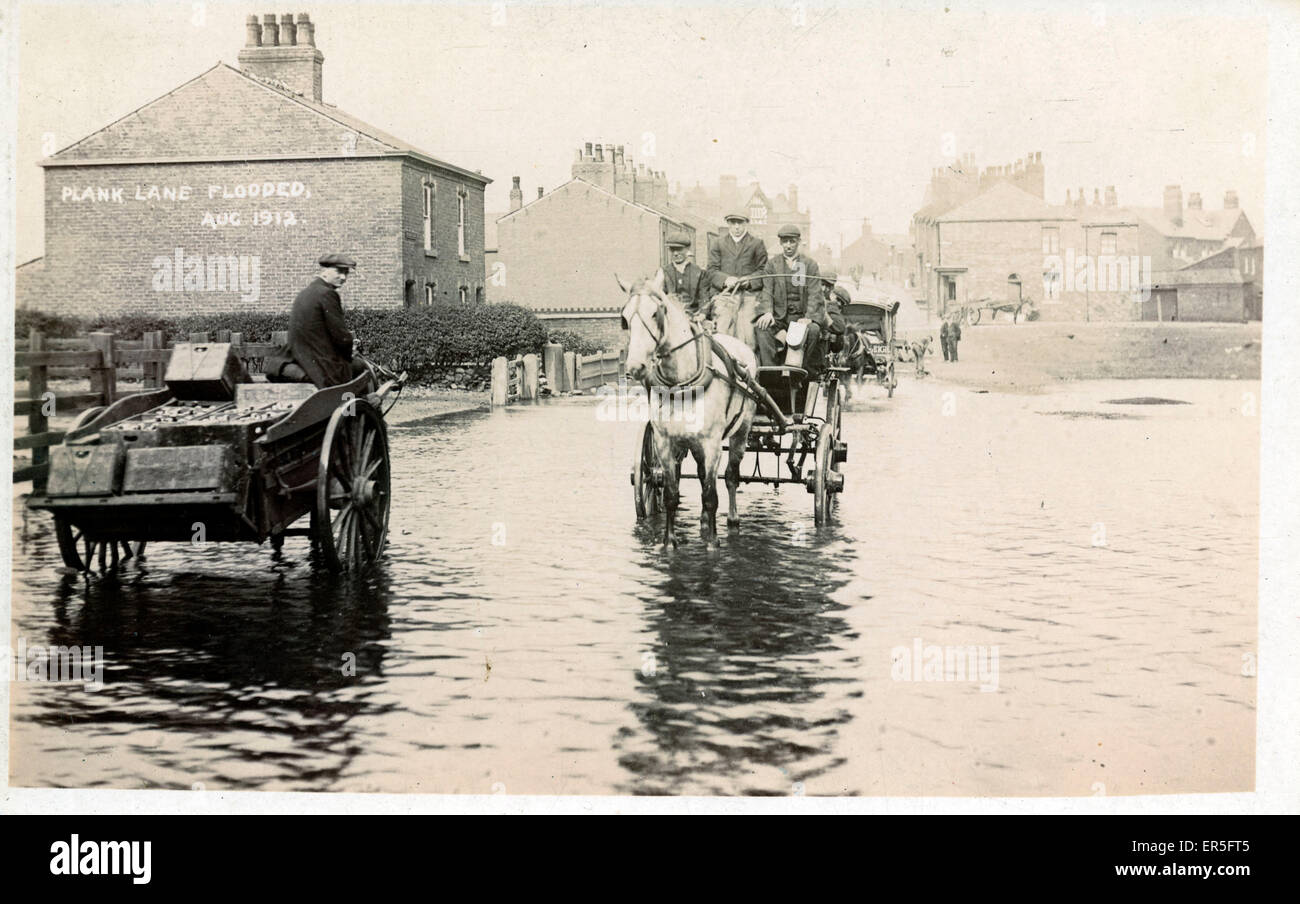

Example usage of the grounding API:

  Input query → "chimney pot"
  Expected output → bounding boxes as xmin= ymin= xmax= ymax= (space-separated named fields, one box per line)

xmin=508 ymin=176 xmax=523 ymax=212
xmin=1187 ymin=192 xmax=1202 ymax=210
xmin=296 ymin=13 xmax=314 ymax=47
xmin=1093 ymin=188 xmax=1101 ymax=205
xmin=511 ymin=176 xmax=520 ymax=188
xmin=1105 ymin=185 xmax=1117 ymax=208
xmin=1224 ymin=190 xmax=1239 ymax=209
xmin=261 ymin=13 xmax=279 ymax=46
xmin=280 ymin=13 xmax=296 ymax=45
xmin=245 ymin=14 xmax=262 ymax=46
xmin=537 ymin=187 xmax=544 ymax=200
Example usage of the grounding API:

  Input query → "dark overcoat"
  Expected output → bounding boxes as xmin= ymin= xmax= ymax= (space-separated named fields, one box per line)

xmin=287 ymin=277 xmax=355 ymax=388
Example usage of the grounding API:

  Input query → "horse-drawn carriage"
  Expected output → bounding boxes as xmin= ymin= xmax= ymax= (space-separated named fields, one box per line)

xmin=839 ymin=299 xmax=900 ymax=398
xmin=27 ymin=342 xmax=405 ymax=574
xmin=623 ymin=273 xmax=846 ymax=541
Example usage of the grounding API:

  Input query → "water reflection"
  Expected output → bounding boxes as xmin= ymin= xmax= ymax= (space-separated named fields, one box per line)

xmin=618 ymin=521 xmax=859 ymax=795
xmin=18 ymin=552 xmax=394 ymax=790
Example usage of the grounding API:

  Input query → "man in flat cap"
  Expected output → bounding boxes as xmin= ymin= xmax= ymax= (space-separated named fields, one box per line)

xmin=662 ymin=231 xmax=708 ymax=318
xmin=706 ymin=211 xmax=767 ymax=342
xmin=277 ymin=253 xmax=364 ymax=388
xmin=821 ymin=270 xmax=849 ymax=352
xmin=755 ymin=224 xmax=829 ymax=374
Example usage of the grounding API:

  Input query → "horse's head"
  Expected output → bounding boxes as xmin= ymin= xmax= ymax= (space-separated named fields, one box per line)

xmin=618 ymin=269 xmax=683 ymax=383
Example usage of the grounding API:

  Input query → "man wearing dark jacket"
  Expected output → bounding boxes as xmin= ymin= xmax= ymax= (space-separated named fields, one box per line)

xmin=662 ymin=232 xmax=708 ymax=317
xmin=706 ymin=212 xmax=767 ymax=341
xmin=756 ymin=224 xmax=828 ymax=372
xmin=284 ymin=253 xmax=362 ymax=388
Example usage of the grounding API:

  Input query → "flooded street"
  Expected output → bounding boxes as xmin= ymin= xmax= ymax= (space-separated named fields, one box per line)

xmin=9 ymin=376 xmax=1257 ymax=796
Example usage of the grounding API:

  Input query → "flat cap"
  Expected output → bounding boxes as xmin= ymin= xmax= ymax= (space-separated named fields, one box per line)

xmin=723 ymin=211 xmax=750 ymax=223
xmin=665 ymin=231 xmax=692 ymax=248
xmin=318 ymin=253 xmax=357 ymax=268
xmin=822 ymin=270 xmax=839 ymax=284
xmin=776 ymin=224 xmax=801 ymax=239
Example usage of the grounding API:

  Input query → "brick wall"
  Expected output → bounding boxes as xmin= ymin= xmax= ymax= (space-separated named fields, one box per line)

xmin=400 ymin=162 xmax=486 ymax=305
xmin=1176 ymin=286 xmax=1246 ymax=321
xmin=495 ymin=180 xmax=668 ymax=312
xmin=25 ymin=158 xmax=407 ymax=316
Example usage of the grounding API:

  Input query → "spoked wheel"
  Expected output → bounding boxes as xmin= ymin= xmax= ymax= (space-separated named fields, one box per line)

xmin=813 ymin=381 xmax=842 ymax=526
xmin=54 ymin=517 xmax=143 ymax=572
xmin=313 ymin=400 xmax=391 ymax=574
xmin=632 ymin=422 xmax=663 ymax=519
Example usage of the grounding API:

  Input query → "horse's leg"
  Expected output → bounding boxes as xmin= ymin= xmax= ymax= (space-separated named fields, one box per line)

xmin=656 ymin=432 xmax=680 ymax=547
xmin=692 ymin=437 xmax=721 ymax=546
xmin=724 ymin=419 xmax=750 ymax=527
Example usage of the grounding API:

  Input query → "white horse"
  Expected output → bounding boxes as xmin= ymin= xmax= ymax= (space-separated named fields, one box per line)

xmin=620 ymin=271 xmax=759 ymax=547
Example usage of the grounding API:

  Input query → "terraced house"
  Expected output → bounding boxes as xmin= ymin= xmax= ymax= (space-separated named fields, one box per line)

xmin=17 ymin=12 xmax=490 ymax=317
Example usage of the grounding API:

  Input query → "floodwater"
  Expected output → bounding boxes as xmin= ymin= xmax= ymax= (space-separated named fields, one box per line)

xmin=8 ymin=376 xmax=1258 ymax=796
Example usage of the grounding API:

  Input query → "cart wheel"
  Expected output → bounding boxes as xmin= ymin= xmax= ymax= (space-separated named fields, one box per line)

xmin=813 ymin=426 xmax=836 ymax=526
xmin=313 ymin=399 xmax=391 ymax=574
xmin=632 ymin=422 xmax=663 ymax=519
xmin=54 ymin=517 xmax=140 ymax=572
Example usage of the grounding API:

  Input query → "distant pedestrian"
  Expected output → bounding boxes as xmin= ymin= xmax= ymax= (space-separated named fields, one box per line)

xmin=912 ymin=336 xmax=932 ymax=377
xmin=939 ymin=320 xmax=951 ymax=362
xmin=949 ymin=317 xmax=962 ymax=362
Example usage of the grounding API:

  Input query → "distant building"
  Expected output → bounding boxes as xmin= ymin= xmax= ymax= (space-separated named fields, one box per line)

xmin=911 ymin=152 xmax=1260 ymax=322
xmin=839 ymin=221 xmax=910 ymax=287
xmin=17 ymin=12 xmax=490 ymax=315
xmin=493 ymin=176 xmax=697 ymax=350
xmin=671 ymin=177 xmax=811 ymax=250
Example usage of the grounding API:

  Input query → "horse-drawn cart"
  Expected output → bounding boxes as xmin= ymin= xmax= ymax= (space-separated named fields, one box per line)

xmin=28 ymin=342 xmax=404 ymax=574
xmin=632 ymin=347 xmax=847 ymax=527
xmin=841 ymin=299 xmax=900 ymax=397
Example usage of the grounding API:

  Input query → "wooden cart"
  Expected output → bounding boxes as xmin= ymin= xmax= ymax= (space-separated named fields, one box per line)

xmin=27 ymin=342 xmax=404 ymax=574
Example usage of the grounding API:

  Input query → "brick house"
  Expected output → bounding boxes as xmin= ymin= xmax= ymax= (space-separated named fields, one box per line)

xmin=672 ymin=176 xmax=812 ymax=251
xmin=17 ymin=12 xmax=489 ymax=317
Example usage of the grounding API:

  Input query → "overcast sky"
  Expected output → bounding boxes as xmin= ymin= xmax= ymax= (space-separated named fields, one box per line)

xmin=13 ymin=0 xmax=1268 ymax=261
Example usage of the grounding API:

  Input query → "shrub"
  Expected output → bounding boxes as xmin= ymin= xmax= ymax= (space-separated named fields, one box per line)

xmin=15 ymin=309 xmax=83 ymax=339
xmin=546 ymin=329 xmax=601 ymax=356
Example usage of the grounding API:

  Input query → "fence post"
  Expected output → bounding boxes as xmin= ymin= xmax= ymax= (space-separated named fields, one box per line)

xmin=543 ymin=342 xmax=564 ymax=393
xmin=216 ymin=329 xmax=231 ymax=343
xmin=27 ymin=329 xmax=48 ymax=492
xmin=564 ymin=351 xmax=577 ymax=392
xmin=522 ymin=353 xmax=539 ymax=401
xmin=490 ymin=356 xmax=508 ymax=407
xmin=618 ymin=348 xmax=627 ymax=381
xmin=271 ymin=330 xmax=289 ymax=347
xmin=88 ymin=331 xmax=118 ymax=407
xmin=189 ymin=331 xmax=210 ymax=343
xmin=143 ymin=330 xmax=163 ymax=388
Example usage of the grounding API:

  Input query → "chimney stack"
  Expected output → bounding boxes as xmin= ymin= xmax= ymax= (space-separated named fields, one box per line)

xmin=297 ymin=12 xmax=314 ymax=46
xmin=1105 ymin=185 xmax=1117 ymax=208
xmin=537 ymin=187 xmax=544 ymax=200
xmin=788 ymin=183 xmax=799 ymax=212
xmin=1163 ymin=185 xmax=1183 ymax=226
xmin=509 ymin=176 xmax=523 ymax=211
xmin=1187 ymin=191 xmax=1202 ymax=210
xmin=1077 ymin=186 xmax=1085 ymax=208
xmin=1224 ymin=190 xmax=1239 ymax=209
xmin=1065 ymin=189 xmax=1072 ymax=205
xmin=261 ymin=13 xmax=279 ymax=46
xmin=239 ymin=12 xmax=324 ymax=101
xmin=1093 ymin=188 xmax=1101 ymax=206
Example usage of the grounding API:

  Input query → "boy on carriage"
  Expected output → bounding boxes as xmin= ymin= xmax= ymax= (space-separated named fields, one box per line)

xmin=662 ymin=231 xmax=709 ymax=317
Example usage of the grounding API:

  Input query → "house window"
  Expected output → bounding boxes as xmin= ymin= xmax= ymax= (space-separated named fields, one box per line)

xmin=422 ymin=182 xmax=435 ymax=254
xmin=457 ymin=189 xmax=467 ymax=258
xmin=1041 ymin=226 xmax=1059 ymax=255
xmin=750 ymin=205 xmax=767 ymax=225
xmin=1100 ymin=232 xmax=1117 ymax=255
xmin=424 ymin=282 xmax=435 ymax=305
xmin=459 ymin=285 xmax=469 ymax=304
xmin=475 ymin=286 xmax=484 ymax=304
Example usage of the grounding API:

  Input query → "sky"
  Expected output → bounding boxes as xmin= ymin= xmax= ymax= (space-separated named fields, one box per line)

xmin=12 ymin=0 xmax=1269 ymax=261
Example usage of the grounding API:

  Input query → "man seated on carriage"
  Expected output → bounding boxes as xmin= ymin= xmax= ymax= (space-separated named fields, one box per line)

xmin=662 ymin=231 xmax=709 ymax=319
xmin=706 ymin=211 xmax=768 ymax=340
xmin=820 ymin=270 xmax=849 ymax=353
xmin=754 ymin=224 xmax=831 ymax=377
xmin=267 ymin=253 xmax=369 ymax=389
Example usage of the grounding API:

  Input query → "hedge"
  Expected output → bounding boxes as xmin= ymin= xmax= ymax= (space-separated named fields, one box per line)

xmin=545 ymin=329 xmax=602 ymax=356
xmin=15 ymin=303 xmax=550 ymax=385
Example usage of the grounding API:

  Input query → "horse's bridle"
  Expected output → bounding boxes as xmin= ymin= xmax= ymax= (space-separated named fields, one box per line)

xmin=628 ymin=290 xmax=710 ymax=390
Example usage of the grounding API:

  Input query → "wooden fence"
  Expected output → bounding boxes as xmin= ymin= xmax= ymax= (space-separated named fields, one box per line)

xmin=490 ymin=345 xmax=625 ymax=406
xmin=13 ymin=328 xmax=287 ymax=489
